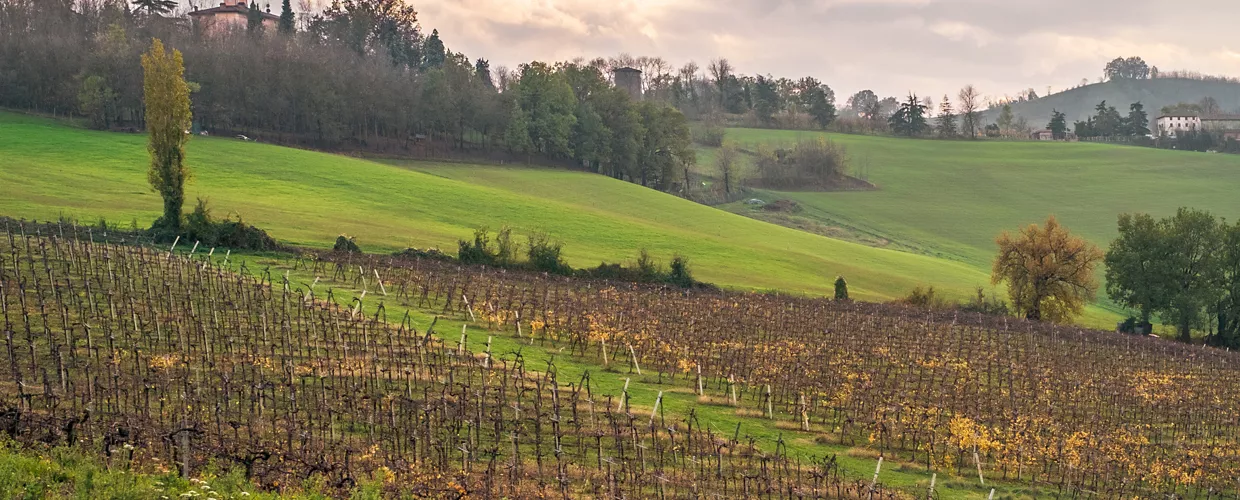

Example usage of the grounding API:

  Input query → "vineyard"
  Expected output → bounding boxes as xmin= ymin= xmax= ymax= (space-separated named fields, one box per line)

xmin=2 ymin=219 xmax=1240 ymax=498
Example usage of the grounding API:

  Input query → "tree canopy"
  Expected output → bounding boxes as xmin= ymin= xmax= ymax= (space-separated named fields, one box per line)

xmin=992 ymin=216 xmax=1103 ymax=323
xmin=1104 ymin=56 xmax=1150 ymax=80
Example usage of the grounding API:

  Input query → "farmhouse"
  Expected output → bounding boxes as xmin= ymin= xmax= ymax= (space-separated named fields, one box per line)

xmin=189 ymin=0 xmax=278 ymax=36
xmin=1156 ymin=113 xmax=1240 ymax=138
xmin=1201 ymin=114 xmax=1240 ymax=132
xmin=1156 ymin=113 xmax=1200 ymax=137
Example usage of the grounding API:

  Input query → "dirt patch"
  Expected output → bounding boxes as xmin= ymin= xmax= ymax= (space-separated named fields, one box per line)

xmin=746 ymin=212 xmax=892 ymax=248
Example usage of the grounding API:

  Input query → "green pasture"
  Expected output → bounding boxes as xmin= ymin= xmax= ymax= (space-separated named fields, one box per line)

xmin=709 ymin=128 xmax=1240 ymax=325
xmin=0 ymin=112 xmax=984 ymax=302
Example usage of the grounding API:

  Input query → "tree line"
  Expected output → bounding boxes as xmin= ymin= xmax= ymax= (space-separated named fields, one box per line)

xmin=1070 ymin=100 xmax=1149 ymax=139
xmin=0 ymin=0 xmax=695 ymax=191
xmin=979 ymin=210 xmax=1240 ymax=349
xmin=1106 ymin=209 xmax=1240 ymax=347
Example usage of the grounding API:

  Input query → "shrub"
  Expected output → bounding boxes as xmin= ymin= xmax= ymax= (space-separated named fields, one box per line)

xmin=902 ymin=286 xmax=948 ymax=309
xmin=959 ymin=287 xmax=1009 ymax=316
xmin=333 ymin=235 xmax=361 ymax=253
xmin=214 ymin=218 xmax=278 ymax=250
xmin=457 ymin=227 xmax=497 ymax=265
xmin=495 ymin=226 xmax=519 ymax=266
xmin=668 ymin=255 xmax=694 ymax=288
xmin=393 ymin=247 xmax=453 ymax=261
xmin=635 ymin=248 xmax=661 ymax=282
xmin=834 ymin=276 xmax=849 ymax=300
xmin=181 ymin=198 xmax=280 ymax=251
xmin=693 ymin=123 xmax=726 ymax=147
xmin=580 ymin=249 xmax=665 ymax=283
xmin=752 ymin=138 xmax=847 ymax=190
xmin=527 ymin=231 xmax=571 ymax=276
xmin=184 ymin=198 xmax=216 ymax=243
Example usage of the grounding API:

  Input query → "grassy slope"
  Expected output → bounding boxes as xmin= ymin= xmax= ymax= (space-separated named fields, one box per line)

xmin=718 ymin=127 xmax=1240 ymax=325
xmin=981 ymin=77 xmax=1240 ymax=124
xmin=0 ymin=112 xmax=984 ymax=301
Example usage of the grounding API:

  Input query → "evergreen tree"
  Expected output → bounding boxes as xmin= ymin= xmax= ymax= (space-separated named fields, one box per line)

xmin=422 ymin=29 xmax=446 ymax=69
xmin=834 ymin=276 xmax=849 ymax=300
xmin=246 ymin=1 xmax=264 ymax=33
xmin=936 ymin=94 xmax=957 ymax=138
xmin=1127 ymin=102 xmax=1149 ymax=137
xmin=278 ymin=0 xmax=295 ymax=35
xmin=751 ymin=75 xmax=780 ymax=124
xmin=804 ymin=86 xmax=836 ymax=129
xmin=1048 ymin=109 xmax=1067 ymax=139
xmin=888 ymin=93 xmax=928 ymax=137
xmin=1093 ymin=100 xmax=1122 ymax=137
xmin=131 ymin=0 xmax=176 ymax=15
xmin=474 ymin=58 xmax=494 ymax=89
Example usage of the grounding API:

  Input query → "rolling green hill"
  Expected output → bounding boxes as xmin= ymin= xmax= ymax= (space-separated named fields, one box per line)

xmin=9 ymin=111 xmax=1239 ymax=327
xmin=983 ymin=77 xmax=1240 ymax=125
xmin=0 ymin=111 xmax=986 ymax=302
xmin=717 ymin=127 xmax=1240 ymax=323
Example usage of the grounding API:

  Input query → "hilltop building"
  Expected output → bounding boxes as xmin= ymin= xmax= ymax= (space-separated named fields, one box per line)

xmin=189 ymin=0 xmax=278 ymax=36
xmin=613 ymin=67 xmax=642 ymax=101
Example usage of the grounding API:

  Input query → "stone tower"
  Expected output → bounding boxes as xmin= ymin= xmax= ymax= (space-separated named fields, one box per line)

xmin=612 ymin=67 xmax=642 ymax=101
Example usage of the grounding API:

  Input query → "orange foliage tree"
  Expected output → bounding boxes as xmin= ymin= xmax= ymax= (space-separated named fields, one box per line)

xmin=992 ymin=215 xmax=1103 ymax=322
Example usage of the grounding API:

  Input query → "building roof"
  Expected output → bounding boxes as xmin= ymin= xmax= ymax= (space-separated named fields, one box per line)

xmin=1202 ymin=114 xmax=1240 ymax=121
xmin=613 ymin=67 xmax=642 ymax=74
xmin=1157 ymin=113 xmax=1199 ymax=119
xmin=189 ymin=3 xmax=279 ymax=20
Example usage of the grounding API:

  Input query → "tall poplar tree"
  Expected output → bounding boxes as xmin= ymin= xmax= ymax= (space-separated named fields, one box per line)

xmin=141 ymin=38 xmax=193 ymax=235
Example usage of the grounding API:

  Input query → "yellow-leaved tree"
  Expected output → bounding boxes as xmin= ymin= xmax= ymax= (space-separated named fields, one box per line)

xmin=141 ymin=38 xmax=192 ymax=235
xmin=992 ymin=215 xmax=1103 ymax=323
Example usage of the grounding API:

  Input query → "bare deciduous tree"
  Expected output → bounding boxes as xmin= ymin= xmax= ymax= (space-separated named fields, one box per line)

xmin=958 ymin=84 xmax=981 ymax=139
xmin=715 ymin=144 xmax=739 ymax=195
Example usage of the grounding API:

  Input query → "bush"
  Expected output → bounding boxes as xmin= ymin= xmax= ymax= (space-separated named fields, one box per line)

xmin=959 ymin=287 xmax=1009 ymax=316
xmin=693 ymin=123 xmax=726 ymax=147
xmin=834 ymin=276 xmax=849 ymax=300
xmin=752 ymin=138 xmax=848 ymax=190
xmin=526 ymin=231 xmax=571 ymax=276
xmin=902 ymin=286 xmax=949 ymax=309
xmin=457 ymin=227 xmax=497 ymax=265
xmin=668 ymin=255 xmax=694 ymax=288
xmin=635 ymin=248 xmax=661 ymax=282
xmin=393 ymin=247 xmax=453 ymax=261
xmin=180 ymin=198 xmax=280 ymax=251
xmin=333 ymin=235 xmax=361 ymax=253
xmin=495 ymin=226 xmax=519 ymax=266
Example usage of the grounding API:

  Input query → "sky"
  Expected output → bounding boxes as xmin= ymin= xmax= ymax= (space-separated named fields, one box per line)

xmin=412 ymin=0 xmax=1240 ymax=104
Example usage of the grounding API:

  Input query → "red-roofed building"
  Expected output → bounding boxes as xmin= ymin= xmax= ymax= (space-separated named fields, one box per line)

xmin=189 ymin=0 xmax=278 ymax=36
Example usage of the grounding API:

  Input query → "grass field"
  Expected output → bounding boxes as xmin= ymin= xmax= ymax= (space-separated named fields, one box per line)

xmin=8 ymin=111 xmax=1240 ymax=326
xmin=0 ymin=111 xmax=985 ymax=302
xmin=711 ymin=127 xmax=1240 ymax=324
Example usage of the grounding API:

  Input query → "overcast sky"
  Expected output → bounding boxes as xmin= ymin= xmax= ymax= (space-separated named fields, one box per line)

xmin=413 ymin=0 xmax=1240 ymax=104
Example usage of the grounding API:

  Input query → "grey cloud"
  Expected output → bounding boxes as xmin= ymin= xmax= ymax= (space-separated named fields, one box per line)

xmin=420 ymin=0 xmax=1240 ymax=102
